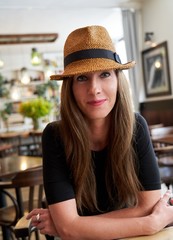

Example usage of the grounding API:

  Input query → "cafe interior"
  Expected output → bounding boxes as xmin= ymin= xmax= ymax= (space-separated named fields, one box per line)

xmin=1 ymin=0 xmax=173 ymax=239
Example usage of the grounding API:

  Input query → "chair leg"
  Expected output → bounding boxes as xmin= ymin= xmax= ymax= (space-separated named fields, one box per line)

xmin=28 ymin=228 xmax=40 ymax=240
xmin=35 ymin=229 xmax=40 ymax=240
xmin=45 ymin=235 xmax=55 ymax=240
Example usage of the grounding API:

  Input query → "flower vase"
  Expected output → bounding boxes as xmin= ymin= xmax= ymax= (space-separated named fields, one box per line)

xmin=32 ymin=118 xmax=40 ymax=130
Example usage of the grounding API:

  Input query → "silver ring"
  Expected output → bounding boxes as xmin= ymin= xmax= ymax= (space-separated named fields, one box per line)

xmin=36 ymin=213 xmax=40 ymax=221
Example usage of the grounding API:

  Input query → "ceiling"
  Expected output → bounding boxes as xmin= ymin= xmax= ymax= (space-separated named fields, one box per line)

xmin=0 ymin=0 xmax=143 ymax=55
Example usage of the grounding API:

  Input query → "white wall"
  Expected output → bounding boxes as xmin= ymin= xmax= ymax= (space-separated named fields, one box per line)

xmin=0 ymin=9 xmax=123 ymax=78
xmin=139 ymin=0 xmax=173 ymax=102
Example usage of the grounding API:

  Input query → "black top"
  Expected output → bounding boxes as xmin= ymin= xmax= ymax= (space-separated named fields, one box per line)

xmin=43 ymin=113 xmax=161 ymax=215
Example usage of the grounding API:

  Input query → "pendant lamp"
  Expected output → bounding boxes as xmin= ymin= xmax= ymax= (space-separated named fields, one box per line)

xmin=31 ymin=48 xmax=42 ymax=66
xmin=0 ymin=57 xmax=4 ymax=68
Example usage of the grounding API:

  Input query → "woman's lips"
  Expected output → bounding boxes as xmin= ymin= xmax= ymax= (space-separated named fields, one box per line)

xmin=87 ymin=99 xmax=106 ymax=106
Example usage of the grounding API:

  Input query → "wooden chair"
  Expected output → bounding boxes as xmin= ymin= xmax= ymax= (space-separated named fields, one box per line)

xmin=29 ymin=131 xmax=42 ymax=157
xmin=150 ymin=126 xmax=173 ymax=148
xmin=0 ymin=167 xmax=44 ymax=240
xmin=150 ymin=126 xmax=173 ymax=189
xmin=0 ymin=143 xmax=17 ymax=157
xmin=18 ymin=131 xmax=42 ymax=157
xmin=14 ymin=197 xmax=54 ymax=240
xmin=155 ymin=150 xmax=173 ymax=189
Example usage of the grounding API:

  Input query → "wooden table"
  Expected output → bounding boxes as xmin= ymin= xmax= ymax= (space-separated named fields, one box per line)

xmin=0 ymin=131 xmax=30 ymax=154
xmin=0 ymin=130 xmax=43 ymax=156
xmin=0 ymin=155 xmax=42 ymax=179
xmin=0 ymin=143 xmax=14 ymax=157
xmin=150 ymin=126 xmax=173 ymax=137
xmin=152 ymin=134 xmax=173 ymax=145
xmin=0 ymin=131 xmax=30 ymax=141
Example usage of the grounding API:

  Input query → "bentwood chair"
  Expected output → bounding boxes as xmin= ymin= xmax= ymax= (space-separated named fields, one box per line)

xmin=14 ymin=199 xmax=54 ymax=240
xmin=149 ymin=125 xmax=173 ymax=189
xmin=0 ymin=167 xmax=44 ymax=240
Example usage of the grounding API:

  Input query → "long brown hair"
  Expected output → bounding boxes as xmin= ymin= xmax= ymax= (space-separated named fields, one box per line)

xmin=60 ymin=71 xmax=142 ymax=213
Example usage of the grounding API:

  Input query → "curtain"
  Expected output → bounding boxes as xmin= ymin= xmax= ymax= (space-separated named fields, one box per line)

xmin=122 ymin=9 xmax=141 ymax=111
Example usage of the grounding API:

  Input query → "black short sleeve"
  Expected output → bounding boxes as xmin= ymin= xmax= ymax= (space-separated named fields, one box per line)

xmin=135 ymin=113 xmax=161 ymax=190
xmin=42 ymin=122 xmax=75 ymax=205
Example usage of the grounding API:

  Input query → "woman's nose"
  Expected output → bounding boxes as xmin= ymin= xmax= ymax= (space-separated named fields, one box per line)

xmin=87 ymin=78 xmax=101 ymax=95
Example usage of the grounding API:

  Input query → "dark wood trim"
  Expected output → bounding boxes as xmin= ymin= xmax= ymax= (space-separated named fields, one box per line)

xmin=0 ymin=33 xmax=58 ymax=44
xmin=140 ymin=99 xmax=173 ymax=126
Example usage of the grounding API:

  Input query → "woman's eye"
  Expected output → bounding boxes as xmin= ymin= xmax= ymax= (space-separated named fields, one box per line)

xmin=76 ymin=75 xmax=87 ymax=82
xmin=101 ymin=72 xmax=111 ymax=78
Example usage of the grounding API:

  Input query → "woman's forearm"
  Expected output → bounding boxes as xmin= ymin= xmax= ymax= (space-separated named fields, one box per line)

xmin=56 ymin=214 xmax=157 ymax=240
xmin=49 ymin=205 xmax=158 ymax=240
xmin=50 ymin=192 xmax=173 ymax=240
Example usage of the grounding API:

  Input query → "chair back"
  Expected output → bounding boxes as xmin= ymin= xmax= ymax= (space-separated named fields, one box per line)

xmin=29 ymin=131 xmax=42 ymax=156
xmin=12 ymin=167 xmax=43 ymax=215
xmin=0 ymin=166 xmax=44 ymax=231
xmin=12 ymin=167 xmax=43 ymax=188
xmin=149 ymin=126 xmax=173 ymax=190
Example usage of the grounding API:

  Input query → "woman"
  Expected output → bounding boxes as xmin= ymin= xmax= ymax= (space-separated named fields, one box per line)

xmin=27 ymin=25 xmax=173 ymax=239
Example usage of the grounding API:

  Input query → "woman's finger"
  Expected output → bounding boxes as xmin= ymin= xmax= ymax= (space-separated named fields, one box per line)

xmin=161 ymin=190 xmax=172 ymax=202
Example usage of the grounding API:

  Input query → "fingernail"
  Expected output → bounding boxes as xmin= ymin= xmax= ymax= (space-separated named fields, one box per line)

xmin=168 ymin=197 xmax=173 ymax=206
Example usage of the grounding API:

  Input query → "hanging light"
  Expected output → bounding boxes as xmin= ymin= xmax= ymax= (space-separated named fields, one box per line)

xmin=10 ymin=81 xmax=21 ymax=100
xmin=0 ymin=57 xmax=4 ymax=68
xmin=44 ymin=59 xmax=55 ymax=80
xmin=31 ymin=48 xmax=42 ymax=66
xmin=20 ymin=67 xmax=30 ymax=84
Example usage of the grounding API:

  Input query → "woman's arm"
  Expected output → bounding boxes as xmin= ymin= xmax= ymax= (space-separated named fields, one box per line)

xmin=27 ymin=191 xmax=173 ymax=240
xmin=100 ymin=190 xmax=161 ymax=219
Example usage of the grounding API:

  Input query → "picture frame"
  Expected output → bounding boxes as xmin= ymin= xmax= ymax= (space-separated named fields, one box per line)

xmin=142 ymin=41 xmax=171 ymax=97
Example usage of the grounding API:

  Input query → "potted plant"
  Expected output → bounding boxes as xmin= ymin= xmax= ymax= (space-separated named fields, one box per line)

xmin=0 ymin=102 xmax=13 ymax=131
xmin=19 ymin=97 xmax=52 ymax=130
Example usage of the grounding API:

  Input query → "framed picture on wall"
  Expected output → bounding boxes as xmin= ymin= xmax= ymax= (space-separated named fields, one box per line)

xmin=142 ymin=41 xmax=171 ymax=97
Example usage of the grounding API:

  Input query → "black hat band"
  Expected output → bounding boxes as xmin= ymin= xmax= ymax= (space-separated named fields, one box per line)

xmin=64 ymin=49 xmax=121 ymax=67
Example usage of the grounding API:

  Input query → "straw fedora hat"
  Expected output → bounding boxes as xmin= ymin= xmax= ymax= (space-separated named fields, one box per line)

xmin=50 ymin=25 xmax=135 ymax=81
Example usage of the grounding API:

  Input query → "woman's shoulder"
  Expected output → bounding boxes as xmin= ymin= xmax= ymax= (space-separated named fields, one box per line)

xmin=135 ymin=112 xmax=148 ymax=128
xmin=42 ymin=120 xmax=61 ymax=140
xmin=134 ymin=112 xmax=150 ymax=139
xmin=44 ymin=120 xmax=60 ymax=130
xmin=135 ymin=112 xmax=146 ymax=122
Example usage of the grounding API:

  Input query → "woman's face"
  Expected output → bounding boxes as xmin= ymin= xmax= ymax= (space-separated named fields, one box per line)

xmin=72 ymin=70 xmax=118 ymax=121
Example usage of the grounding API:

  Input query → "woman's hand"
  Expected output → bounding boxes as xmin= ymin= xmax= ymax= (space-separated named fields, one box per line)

xmin=26 ymin=208 xmax=58 ymax=237
xmin=149 ymin=190 xmax=173 ymax=233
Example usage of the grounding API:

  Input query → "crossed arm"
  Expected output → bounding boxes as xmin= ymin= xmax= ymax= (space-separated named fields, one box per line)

xmin=27 ymin=190 xmax=173 ymax=240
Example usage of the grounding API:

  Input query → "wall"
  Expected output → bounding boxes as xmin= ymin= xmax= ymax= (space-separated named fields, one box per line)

xmin=139 ymin=0 xmax=173 ymax=102
xmin=139 ymin=0 xmax=173 ymax=126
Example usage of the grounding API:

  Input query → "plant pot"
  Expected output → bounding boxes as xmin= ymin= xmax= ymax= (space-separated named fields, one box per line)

xmin=32 ymin=118 xmax=41 ymax=130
